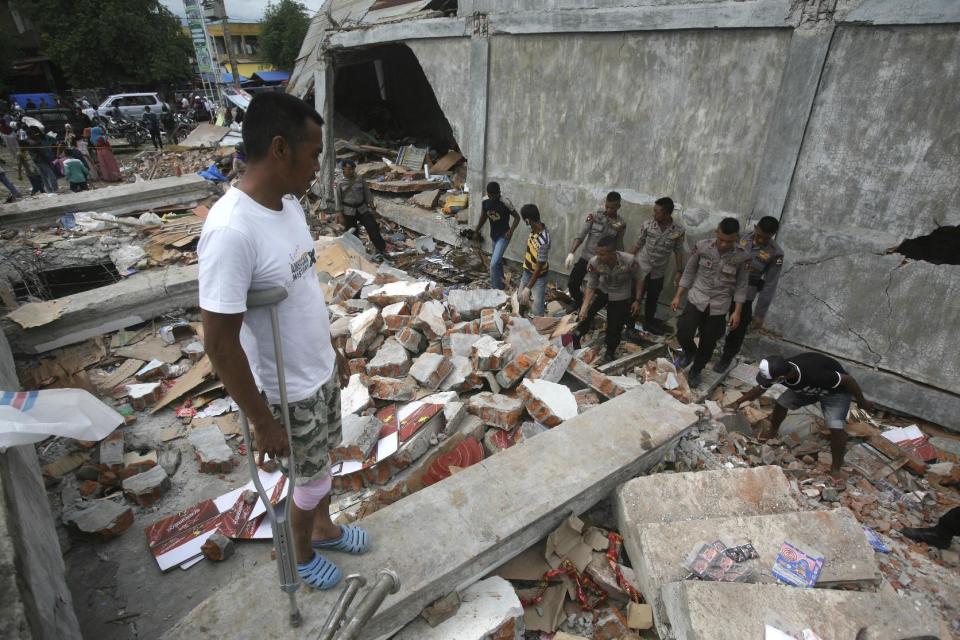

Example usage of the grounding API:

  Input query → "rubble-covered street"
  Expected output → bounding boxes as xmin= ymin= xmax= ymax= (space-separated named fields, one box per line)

xmin=2 ymin=157 xmax=957 ymax=638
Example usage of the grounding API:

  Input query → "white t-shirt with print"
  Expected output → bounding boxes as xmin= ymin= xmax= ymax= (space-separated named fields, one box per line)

xmin=198 ymin=187 xmax=334 ymax=404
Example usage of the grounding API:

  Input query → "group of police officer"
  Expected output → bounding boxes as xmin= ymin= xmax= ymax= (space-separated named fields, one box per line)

xmin=564 ymin=191 xmax=784 ymax=387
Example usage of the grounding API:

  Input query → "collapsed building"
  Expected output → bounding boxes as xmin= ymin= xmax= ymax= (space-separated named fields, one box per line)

xmin=0 ymin=1 xmax=959 ymax=639
xmin=288 ymin=0 xmax=960 ymax=431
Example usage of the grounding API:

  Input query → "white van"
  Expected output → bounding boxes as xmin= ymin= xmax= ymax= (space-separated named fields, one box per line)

xmin=97 ymin=93 xmax=169 ymax=120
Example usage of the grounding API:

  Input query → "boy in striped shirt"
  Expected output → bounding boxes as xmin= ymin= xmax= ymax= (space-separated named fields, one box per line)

xmin=518 ymin=204 xmax=550 ymax=316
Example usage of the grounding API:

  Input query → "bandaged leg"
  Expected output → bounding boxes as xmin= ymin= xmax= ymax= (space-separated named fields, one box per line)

xmin=292 ymin=472 xmax=332 ymax=511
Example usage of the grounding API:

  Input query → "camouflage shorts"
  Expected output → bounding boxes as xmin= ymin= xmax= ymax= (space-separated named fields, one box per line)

xmin=267 ymin=374 xmax=342 ymax=486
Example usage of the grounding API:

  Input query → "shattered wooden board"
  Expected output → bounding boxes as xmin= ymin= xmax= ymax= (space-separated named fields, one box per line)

xmin=150 ymin=355 xmax=214 ymax=413
xmin=91 ymin=359 xmax=144 ymax=393
xmin=5 ymin=297 xmax=70 ymax=328
xmin=368 ymin=179 xmax=442 ymax=194
xmin=113 ymin=336 xmax=182 ymax=364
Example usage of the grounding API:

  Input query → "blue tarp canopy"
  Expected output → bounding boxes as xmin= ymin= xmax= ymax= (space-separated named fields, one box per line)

xmin=11 ymin=93 xmax=59 ymax=109
xmin=251 ymin=71 xmax=290 ymax=83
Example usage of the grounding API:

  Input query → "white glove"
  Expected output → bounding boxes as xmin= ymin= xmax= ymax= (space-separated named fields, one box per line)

xmin=564 ymin=253 xmax=575 ymax=270
xmin=518 ymin=287 xmax=531 ymax=306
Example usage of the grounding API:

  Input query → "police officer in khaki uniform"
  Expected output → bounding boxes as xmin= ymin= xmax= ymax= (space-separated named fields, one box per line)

xmin=671 ymin=217 xmax=749 ymax=387
xmin=575 ymin=236 xmax=645 ymax=362
xmin=630 ymin=196 xmax=685 ymax=335
xmin=335 ymin=160 xmax=387 ymax=258
xmin=565 ymin=191 xmax=627 ymax=309
xmin=714 ymin=215 xmax=785 ymax=371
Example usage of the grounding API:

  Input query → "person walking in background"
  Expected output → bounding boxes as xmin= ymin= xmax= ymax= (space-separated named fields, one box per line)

xmin=142 ymin=106 xmax=163 ymax=150
xmin=63 ymin=154 xmax=89 ymax=192
xmin=0 ymin=156 xmax=22 ymax=201
xmin=17 ymin=148 xmax=43 ymax=195
xmin=475 ymin=181 xmax=520 ymax=290
xmin=335 ymin=159 xmax=387 ymax=259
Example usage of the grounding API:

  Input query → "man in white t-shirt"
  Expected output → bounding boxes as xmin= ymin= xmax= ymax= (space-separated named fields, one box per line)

xmin=198 ymin=92 xmax=369 ymax=591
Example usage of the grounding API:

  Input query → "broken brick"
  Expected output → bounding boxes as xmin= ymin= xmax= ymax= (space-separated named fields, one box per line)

xmin=122 ymin=465 xmax=171 ymax=507
xmin=467 ymin=392 xmax=524 ymax=430
xmin=396 ymin=327 xmax=426 ymax=353
xmin=63 ymin=500 xmax=134 ymax=541
xmin=366 ymin=338 xmax=411 ymax=378
xmin=415 ymin=300 xmax=449 ymax=339
xmin=495 ymin=351 xmax=538 ymax=389
xmin=348 ymin=358 xmax=368 ymax=375
xmin=528 ymin=345 xmax=574 ymax=383
xmin=518 ymin=379 xmax=578 ymax=427
xmin=201 ymin=532 xmax=235 ymax=562
xmin=369 ymin=375 xmax=418 ymax=402
xmin=187 ymin=425 xmax=235 ymax=474
xmin=471 ymin=336 xmax=513 ymax=371
xmin=410 ymin=352 xmax=454 ymax=390
xmin=479 ymin=308 xmax=504 ymax=338
xmin=98 ymin=430 xmax=125 ymax=470
xmin=78 ymin=480 xmax=103 ymax=498
xmin=566 ymin=358 xmax=627 ymax=398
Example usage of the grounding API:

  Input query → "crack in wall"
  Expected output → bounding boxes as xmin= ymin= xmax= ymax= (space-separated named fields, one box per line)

xmin=793 ymin=285 xmax=884 ymax=367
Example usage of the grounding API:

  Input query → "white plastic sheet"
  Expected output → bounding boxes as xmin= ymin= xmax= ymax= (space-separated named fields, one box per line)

xmin=0 ymin=389 xmax=124 ymax=449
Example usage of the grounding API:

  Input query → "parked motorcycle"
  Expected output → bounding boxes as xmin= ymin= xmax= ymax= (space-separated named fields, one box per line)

xmin=104 ymin=116 xmax=148 ymax=148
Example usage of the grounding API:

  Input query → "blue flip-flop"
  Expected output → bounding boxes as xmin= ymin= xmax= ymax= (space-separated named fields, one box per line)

xmin=313 ymin=525 xmax=371 ymax=554
xmin=297 ymin=552 xmax=341 ymax=590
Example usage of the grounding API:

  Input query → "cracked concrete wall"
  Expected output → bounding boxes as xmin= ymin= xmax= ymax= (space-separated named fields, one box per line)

xmin=462 ymin=0 xmax=740 ymax=13
xmin=769 ymin=24 xmax=960 ymax=396
xmin=406 ymin=39 xmax=471 ymax=154
xmin=483 ymin=29 xmax=790 ymax=266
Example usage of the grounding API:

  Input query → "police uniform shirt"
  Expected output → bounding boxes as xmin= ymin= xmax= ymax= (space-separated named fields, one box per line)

xmin=738 ymin=230 xmax=784 ymax=318
xmin=575 ymin=210 xmax=626 ymax=261
xmin=679 ymin=239 xmax=749 ymax=315
xmin=634 ymin=218 xmax=685 ymax=279
xmin=585 ymin=251 xmax=642 ymax=302
xmin=336 ymin=177 xmax=371 ymax=214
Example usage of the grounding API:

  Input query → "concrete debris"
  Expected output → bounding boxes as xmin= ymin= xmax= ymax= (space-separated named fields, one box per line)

xmin=471 ymin=335 xmax=512 ymax=371
xmin=396 ymin=577 xmax=522 ymax=640
xmin=63 ymin=500 xmax=134 ymax=541
xmin=369 ymin=375 xmax=418 ymax=401
xmin=186 ymin=425 xmax=235 ymax=474
xmin=122 ymin=465 xmax=171 ymax=507
xmin=201 ymin=532 xmax=235 ymax=562
xmin=419 ymin=590 xmax=461 ymax=627
xmin=518 ymin=378 xmax=578 ymax=426
xmin=341 ymin=373 xmax=372 ymax=415
xmin=467 ymin=392 xmax=524 ymax=431
xmin=446 ymin=288 xmax=508 ymax=320
xmin=339 ymin=414 xmax=384 ymax=459
xmin=365 ymin=337 xmax=411 ymax=377
xmin=415 ymin=299 xmax=449 ymax=338
xmin=527 ymin=344 xmax=574 ymax=383
xmin=409 ymin=352 xmax=454 ymax=390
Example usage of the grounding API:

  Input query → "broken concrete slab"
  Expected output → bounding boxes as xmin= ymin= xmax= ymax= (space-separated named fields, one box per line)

xmin=374 ymin=197 xmax=464 ymax=248
xmin=3 ymin=264 xmax=200 ymax=355
xmin=365 ymin=280 xmax=432 ymax=307
xmin=339 ymin=414 xmax=384 ymax=459
xmin=471 ymin=335 xmax=512 ymax=371
xmin=0 ymin=175 xmax=216 ymax=228
xmin=186 ymin=425 xmax=235 ymax=474
xmin=449 ymin=332 xmax=484 ymax=357
xmin=341 ymin=373 xmax=372 ymax=415
xmin=439 ymin=355 xmax=477 ymax=393
xmin=410 ymin=189 xmax=442 ymax=210
xmin=395 ymin=326 xmax=426 ymax=353
xmin=366 ymin=337 xmax=411 ymax=378
xmin=121 ymin=465 xmax=171 ymax=507
xmin=495 ymin=351 xmax=538 ymax=389
xmin=98 ymin=430 xmax=124 ymax=470
xmin=661 ymin=581 xmax=944 ymax=640
xmin=447 ymin=289 xmax=509 ymax=321
xmin=527 ymin=345 xmax=573 ymax=383
xmin=630 ymin=508 xmax=879 ymax=633
xmin=179 ymin=123 xmax=230 ymax=148
xmin=615 ymin=466 xmax=798 ymax=529
xmin=395 ymin=576 xmax=523 ymax=640
xmin=369 ymin=375 xmax=418 ymax=402
xmin=567 ymin=358 xmax=627 ymax=398
xmin=504 ymin=316 xmax=548 ymax=355
xmin=409 ymin=352 xmax=454 ymax=390
xmin=518 ymin=378 xmax=577 ymax=427
xmin=467 ymin=392 xmax=524 ymax=430
xmin=63 ymin=500 xmax=133 ymax=541
xmin=164 ymin=383 xmax=699 ymax=640
xmin=415 ymin=300 xmax=449 ymax=339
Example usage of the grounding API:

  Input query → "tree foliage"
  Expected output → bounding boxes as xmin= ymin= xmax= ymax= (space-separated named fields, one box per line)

xmin=259 ymin=0 xmax=311 ymax=71
xmin=21 ymin=0 xmax=193 ymax=87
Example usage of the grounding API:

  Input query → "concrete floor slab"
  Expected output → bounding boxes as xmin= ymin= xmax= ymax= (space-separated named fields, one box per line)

xmin=615 ymin=466 xmax=798 ymax=529
xmin=0 ymin=175 xmax=217 ymax=228
xmin=162 ymin=382 xmax=699 ymax=639
xmin=661 ymin=580 xmax=944 ymax=640
xmin=632 ymin=508 xmax=880 ymax=634
xmin=3 ymin=264 xmax=198 ymax=354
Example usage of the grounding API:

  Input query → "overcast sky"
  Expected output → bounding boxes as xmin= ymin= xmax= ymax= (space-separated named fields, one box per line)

xmin=160 ymin=0 xmax=326 ymax=22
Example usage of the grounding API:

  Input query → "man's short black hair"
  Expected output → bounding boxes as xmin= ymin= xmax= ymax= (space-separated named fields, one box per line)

xmin=486 ymin=181 xmax=501 ymax=196
xmin=760 ymin=355 xmax=791 ymax=380
xmin=520 ymin=204 xmax=540 ymax=222
xmin=757 ymin=216 xmax=779 ymax=234
xmin=342 ymin=159 xmax=356 ymax=168
xmin=655 ymin=196 xmax=674 ymax=214
xmin=243 ymin=92 xmax=324 ymax=161
xmin=606 ymin=191 xmax=621 ymax=203
xmin=597 ymin=236 xmax=617 ymax=249
xmin=144 ymin=105 xmax=151 ymax=111
xmin=718 ymin=217 xmax=740 ymax=235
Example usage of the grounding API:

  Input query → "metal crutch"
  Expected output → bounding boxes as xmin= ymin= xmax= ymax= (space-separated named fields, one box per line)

xmin=238 ymin=286 xmax=302 ymax=628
